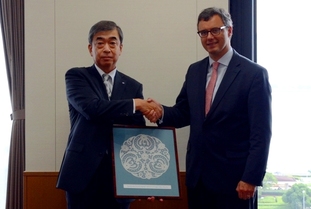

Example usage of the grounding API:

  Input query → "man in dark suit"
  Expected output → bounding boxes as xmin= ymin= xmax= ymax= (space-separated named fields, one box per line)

xmin=148 ymin=7 xmax=272 ymax=209
xmin=56 ymin=20 xmax=161 ymax=209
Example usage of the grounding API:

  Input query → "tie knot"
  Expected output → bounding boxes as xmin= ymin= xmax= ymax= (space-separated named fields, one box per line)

xmin=212 ymin=62 xmax=219 ymax=70
xmin=103 ymin=74 xmax=111 ymax=82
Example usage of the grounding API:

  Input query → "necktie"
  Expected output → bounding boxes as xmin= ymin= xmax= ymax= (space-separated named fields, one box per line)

xmin=103 ymin=74 xmax=112 ymax=99
xmin=205 ymin=62 xmax=219 ymax=115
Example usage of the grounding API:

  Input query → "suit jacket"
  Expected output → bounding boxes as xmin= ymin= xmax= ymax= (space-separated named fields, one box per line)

xmin=56 ymin=65 xmax=145 ymax=193
xmin=160 ymin=50 xmax=272 ymax=194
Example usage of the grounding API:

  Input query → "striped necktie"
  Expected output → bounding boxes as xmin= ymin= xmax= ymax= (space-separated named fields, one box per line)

xmin=103 ymin=74 xmax=112 ymax=99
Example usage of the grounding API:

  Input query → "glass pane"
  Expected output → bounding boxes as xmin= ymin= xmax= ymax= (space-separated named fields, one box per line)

xmin=257 ymin=1 xmax=311 ymax=209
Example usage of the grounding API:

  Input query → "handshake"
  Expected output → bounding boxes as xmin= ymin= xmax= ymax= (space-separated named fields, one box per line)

xmin=135 ymin=98 xmax=162 ymax=123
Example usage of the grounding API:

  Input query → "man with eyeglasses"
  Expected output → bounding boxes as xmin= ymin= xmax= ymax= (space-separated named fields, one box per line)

xmin=147 ymin=7 xmax=271 ymax=209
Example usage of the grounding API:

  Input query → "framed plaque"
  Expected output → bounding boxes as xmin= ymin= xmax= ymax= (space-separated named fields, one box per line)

xmin=112 ymin=125 xmax=181 ymax=199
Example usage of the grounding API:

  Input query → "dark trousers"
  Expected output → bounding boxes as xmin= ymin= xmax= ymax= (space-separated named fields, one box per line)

xmin=187 ymin=179 xmax=257 ymax=209
xmin=66 ymin=155 xmax=133 ymax=209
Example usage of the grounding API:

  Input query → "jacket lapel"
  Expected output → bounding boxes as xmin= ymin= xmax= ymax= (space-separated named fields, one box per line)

xmin=208 ymin=50 xmax=241 ymax=115
xmin=88 ymin=65 xmax=109 ymax=98
xmin=110 ymin=71 xmax=126 ymax=100
xmin=199 ymin=58 xmax=210 ymax=116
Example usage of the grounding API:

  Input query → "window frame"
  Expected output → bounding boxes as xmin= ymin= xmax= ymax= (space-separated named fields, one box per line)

xmin=229 ymin=0 xmax=257 ymax=62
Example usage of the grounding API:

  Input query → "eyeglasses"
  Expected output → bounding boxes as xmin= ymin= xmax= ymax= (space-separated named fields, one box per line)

xmin=197 ymin=26 xmax=227 ymax=38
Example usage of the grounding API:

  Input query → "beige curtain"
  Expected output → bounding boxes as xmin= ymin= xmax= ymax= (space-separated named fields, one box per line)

xmin=0 ymin=0 xmax=25 ymax=209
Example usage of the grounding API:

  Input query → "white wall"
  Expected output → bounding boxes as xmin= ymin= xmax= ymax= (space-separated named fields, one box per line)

xmin=25 ymin=0 xmax=228 ymax=171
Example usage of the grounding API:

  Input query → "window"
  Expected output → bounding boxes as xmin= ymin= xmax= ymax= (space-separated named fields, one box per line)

xmin=258 ymin=1 xmax=311 ymax=174
xmin=257 ymin=1 xmax=311 ymax=208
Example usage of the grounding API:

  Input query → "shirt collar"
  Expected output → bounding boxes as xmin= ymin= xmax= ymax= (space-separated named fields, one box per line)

xmin=209 ymin=47 xmax=233 ymax=67
xmin=95 ymin=64 xmax=117 ymax=81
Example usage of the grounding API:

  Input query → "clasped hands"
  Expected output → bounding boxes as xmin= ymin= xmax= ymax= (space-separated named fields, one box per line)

xmin=135 ymin=98 xmax=162 ymax=123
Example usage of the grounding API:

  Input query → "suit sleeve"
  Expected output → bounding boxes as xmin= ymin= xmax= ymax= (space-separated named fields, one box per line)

xmin=160 ymin=79 xmax=191 ymax=128
xmin=66 ymin=68 xmax=137 ymax=121
xmin=242 ymin=67 xmax=272 ymax=185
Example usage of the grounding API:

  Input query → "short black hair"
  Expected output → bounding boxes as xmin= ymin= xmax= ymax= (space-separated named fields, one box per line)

xmin=88 ymin=20 xmax=123 ymax=44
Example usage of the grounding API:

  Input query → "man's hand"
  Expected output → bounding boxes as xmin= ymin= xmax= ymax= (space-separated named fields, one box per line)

xmin=135 ymin=98 xmax=162 ymax=123
xmin=145 ymin=98 xmax=162 ymax=123
xmin=236 ymin=181 xmax=256 ymax=200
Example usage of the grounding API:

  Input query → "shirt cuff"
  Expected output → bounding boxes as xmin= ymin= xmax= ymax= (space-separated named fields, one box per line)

xmin=158 ymin=106 xmax=164 ymax=124
xmin=132 ymin=99 xmax=136 ymax=114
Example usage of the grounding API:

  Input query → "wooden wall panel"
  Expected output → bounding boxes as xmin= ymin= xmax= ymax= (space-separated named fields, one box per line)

xmin=23 ymin=172 xmax=187 ymax=209
xmin=23 ymin=172 xmax=66 ymax=209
